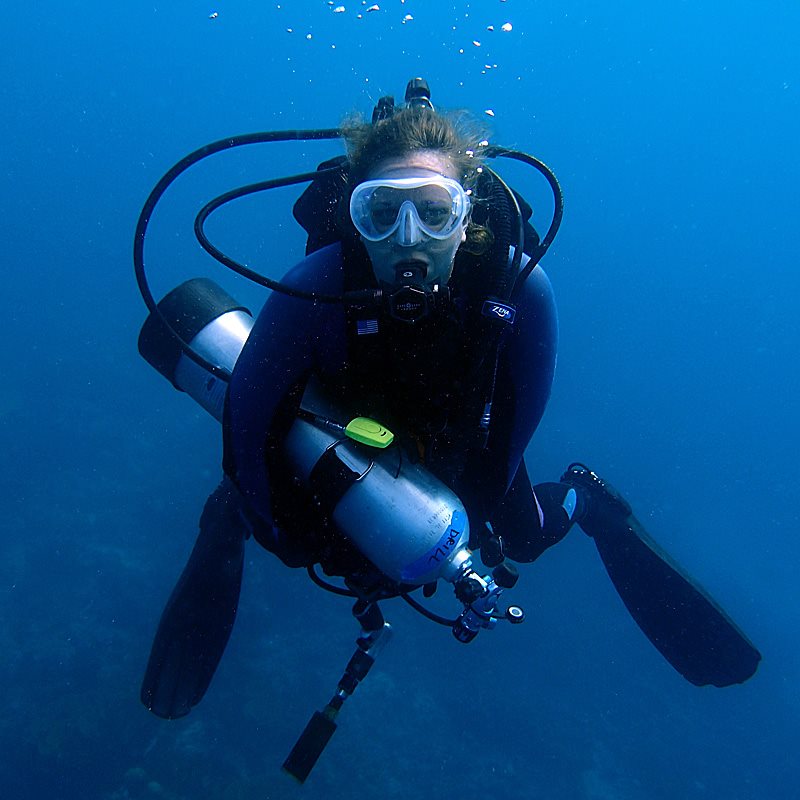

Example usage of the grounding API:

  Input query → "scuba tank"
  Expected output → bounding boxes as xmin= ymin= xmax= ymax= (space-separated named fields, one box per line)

xmin=138 ymin=277 xmax=476 ymax=588
xmin=285 ymin=391 xmax=470 ymax=586
xmin=138 ymin=277 xmax=253 ymax=422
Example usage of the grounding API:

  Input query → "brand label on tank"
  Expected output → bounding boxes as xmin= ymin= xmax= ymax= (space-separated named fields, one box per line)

xmin=400 ymin=509 xmax=467 ymax=583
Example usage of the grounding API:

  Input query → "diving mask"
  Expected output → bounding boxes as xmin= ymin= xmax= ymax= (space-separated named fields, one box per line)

xmin=350 ymin=176 xmax=471 ymax=244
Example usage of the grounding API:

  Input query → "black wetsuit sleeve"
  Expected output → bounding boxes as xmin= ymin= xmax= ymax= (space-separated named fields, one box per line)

xmin=478 ymin=267 xmax=587 ymax=563
xmin=223 ymin=245 xmax=347 ymax=527
xmin=484 ymin=262 xmax=558 ymax=503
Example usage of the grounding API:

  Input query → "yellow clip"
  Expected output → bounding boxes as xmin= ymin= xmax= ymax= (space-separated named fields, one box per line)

xmin=345 ymin=417 xmax=395 ymax=448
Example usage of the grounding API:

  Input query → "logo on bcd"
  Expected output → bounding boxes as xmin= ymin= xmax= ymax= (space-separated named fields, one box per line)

xmin=482 ymin=300 xmax=516 ymax=324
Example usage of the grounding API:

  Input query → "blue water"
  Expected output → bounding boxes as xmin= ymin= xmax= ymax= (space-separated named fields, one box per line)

xmin=3 ymin=2 xmax=798 ymax=797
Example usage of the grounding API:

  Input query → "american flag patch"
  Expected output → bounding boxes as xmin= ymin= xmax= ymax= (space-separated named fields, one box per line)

xmin=356 ymin=318 xmax=379 ymax=336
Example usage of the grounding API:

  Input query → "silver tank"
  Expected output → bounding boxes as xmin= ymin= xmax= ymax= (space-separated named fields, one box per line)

xmin=284 ymin=418 xmax=470 ymax=585
xmin=173 ymin=309 xmax=253 ymax=421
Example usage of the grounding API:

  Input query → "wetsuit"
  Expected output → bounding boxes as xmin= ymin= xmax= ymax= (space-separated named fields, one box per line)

xmin=223 ymin=242 xmax=571 ymax=570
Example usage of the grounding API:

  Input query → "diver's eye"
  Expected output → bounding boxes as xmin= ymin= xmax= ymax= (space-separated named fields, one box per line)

xmin=370 ymin=201 xmax=401 ymax=230
xmin=419 ymin=202 xmax=452 ymax=230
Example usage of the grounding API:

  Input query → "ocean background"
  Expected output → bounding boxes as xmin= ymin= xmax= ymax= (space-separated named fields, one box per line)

xmin=3 ymin=1 xmax=798 ymax=798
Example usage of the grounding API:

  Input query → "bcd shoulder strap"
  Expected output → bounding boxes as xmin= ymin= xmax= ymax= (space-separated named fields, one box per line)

xmin=292 ymin=156 xmax=351 ymax=256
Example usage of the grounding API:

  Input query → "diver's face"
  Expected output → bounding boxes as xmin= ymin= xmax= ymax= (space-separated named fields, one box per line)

xmin=360 ymin=151 xmax=468 ymax=288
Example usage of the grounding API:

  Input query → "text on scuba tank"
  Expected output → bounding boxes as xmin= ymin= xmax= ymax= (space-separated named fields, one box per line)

xmin=400 ymin=508 xmax=467 ymax=583
xmin=427 ymin=526 xmax=460 ymax=566
xmin=427 ymin=506 xmax=450 ymax=528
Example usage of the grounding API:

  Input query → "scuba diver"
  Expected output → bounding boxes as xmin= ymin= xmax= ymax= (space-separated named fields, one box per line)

xmin=135 ymin=79 xmax=761 ymax=782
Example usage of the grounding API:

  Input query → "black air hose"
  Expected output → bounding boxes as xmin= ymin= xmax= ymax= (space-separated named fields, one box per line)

xmin=485 ymin=175 xmax=514 ymax=302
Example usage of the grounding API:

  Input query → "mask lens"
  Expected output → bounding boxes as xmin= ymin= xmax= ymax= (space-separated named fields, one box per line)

xmin=369 ymin=188 xmax=406 ymax=233
xmin=412 ymin=186 xmax=455 ymax=232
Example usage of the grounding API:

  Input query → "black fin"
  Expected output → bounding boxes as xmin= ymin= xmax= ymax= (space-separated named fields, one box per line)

xmin=591 ymin=511 xmax=761 ymax=686
xmin=141 ymin=479 xmax=247 ymax=718
xmin=562 ymin=465 xmax=761 ymax=687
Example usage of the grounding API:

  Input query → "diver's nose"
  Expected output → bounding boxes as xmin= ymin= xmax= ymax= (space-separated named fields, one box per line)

xmin=395 ymin=201 xmax=424 ymax=247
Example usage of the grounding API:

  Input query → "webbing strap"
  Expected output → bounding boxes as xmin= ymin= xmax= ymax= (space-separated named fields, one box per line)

xmin=308 ymin=446 xmax=361 ymax=515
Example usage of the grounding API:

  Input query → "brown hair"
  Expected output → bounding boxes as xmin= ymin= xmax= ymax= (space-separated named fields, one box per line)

xmin=342 ymin=107 xmax=494 ymax=254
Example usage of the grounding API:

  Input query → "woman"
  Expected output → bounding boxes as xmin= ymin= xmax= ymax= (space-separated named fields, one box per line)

xmin=141 ymin=101 xmax=759 ymax=721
